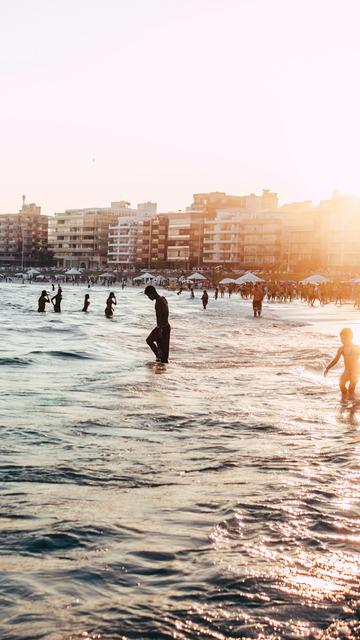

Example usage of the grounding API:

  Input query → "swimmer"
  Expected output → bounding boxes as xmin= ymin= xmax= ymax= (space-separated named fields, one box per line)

xmin=202 ymin=290 xmax=209 ymax=310
xmin=144 ymin=285 xmax=171 ymax=364
xmin=105 ymin=292 xmax=116 ymax=317
xmin=252 ymin=284 xmax=265 ymax=318
xmin=82 ymin=293 xmax=90 ymax=312
xmin=38 ymin=290 xmax=50 ymax=312
xmin=51 ymin=286 xmax=62 ymax=312
xmin=324 ymin=328 xmax=360 ymax=400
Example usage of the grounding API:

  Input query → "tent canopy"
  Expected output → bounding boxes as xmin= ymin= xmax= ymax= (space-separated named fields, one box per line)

xmin=219 ymin=277 xmax=236 ymax=285
xmin=27 ymin=267 xmax=40 ymax=275
xmin=188 ymin=272 xmax=207 ymax=281
xmin=133 ymin=272 xmax=155 ymax=281
xmin=235 ymin=272 xmax=264 ymax=284
xmin=300 ymin=274 xmax=329 ymax=284
xmin=100 ymin=272 xmax=114 ymax=278
xmin=65 ymin=267 xmax=81 ymax=275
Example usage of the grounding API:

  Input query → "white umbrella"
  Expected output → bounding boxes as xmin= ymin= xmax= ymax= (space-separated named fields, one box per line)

xmin=188 ymin=272 xmax=207 ymax=281
xmin=349 ymin=277 xmax=360 ymax=284
xmin=219 ymin=277 xmax=236 ymax=285
xmin=100 ymin=272 xmax=114 ymax=278
xmin=235 ymin=272 xmax=264 ymax=284
xmin=134 ymin=272 xmax=156 ymax=280
xmin=15 ymin=272 xmax=28 ymax=277
xmin=65 ymin=268 xmax=81 ymax=275
xmin=27 ymin=267 xmax=40 ymax=275
xmin=300 ymin=274 xmax=329 ymax=284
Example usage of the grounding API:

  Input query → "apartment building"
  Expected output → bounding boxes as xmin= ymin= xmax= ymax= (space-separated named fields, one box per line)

xmin=166 ymin=212 xmax=191 ymax=268
xmin=50 ymin=201 xmax=155 ymax=269
xmin=134 ymin=215 xmax=168 ymax=268
xmin=202 ymin=209 xmax=282 ymax=268
xmin=108 ymin=216 xmax=139 ymax=266
xmin=0 ymin=199 xmax=48 ymax=267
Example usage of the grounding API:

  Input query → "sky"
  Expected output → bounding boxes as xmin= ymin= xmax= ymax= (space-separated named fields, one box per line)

xmin=1 ymin=0 xmax=360 ymax=214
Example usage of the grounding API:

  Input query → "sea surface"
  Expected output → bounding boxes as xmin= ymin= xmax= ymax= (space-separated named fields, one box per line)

xmin=1 ymin=282 xmax=360 ymax=640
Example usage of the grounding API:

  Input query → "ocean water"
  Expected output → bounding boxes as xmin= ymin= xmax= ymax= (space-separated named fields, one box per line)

xmin=1 ymin=283 xmax=360 ymax=640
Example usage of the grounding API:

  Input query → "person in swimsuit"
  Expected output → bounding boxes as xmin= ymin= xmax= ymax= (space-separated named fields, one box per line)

xmin=82 ymin=293 xmax=90 ymax=312
xmin=38 ymin=290 xmax=50 ymax=312
xmin=324 ymin=328 xmax=360 ymax=400
xmin=105 ymin=292 xmax=116 ymax=317
xmin=51 ymin=286 xmax=62 ymax=312
xmin=202 ymin=290 xmax=209 ymax=310
xmin=144 ymin=285 xmax=171 ymax=364
xmin=252 ymin=284 xmax=265 ymax=317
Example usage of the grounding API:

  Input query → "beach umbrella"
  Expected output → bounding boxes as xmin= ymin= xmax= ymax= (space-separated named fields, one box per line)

xmin=349 ymin=277 xmax=360 ymax=284
xmin=134 ymin=272 xmax=156 ymax=280
xmin=65 ymin=267 xmax=81 ymax=275
xmin=235 ymin=272 xmax=264 ymax=284
xmin=300 ymin=274 xmax=329 ymax=284
xmin=100 ymin=272 xmax=114 ymax=278
xmin=219 ymin=277 xmax=236 ymax=285
xmin=27 ymin=267 xmax=40 ymax=276
xmin=15 ymin=272 xmax=28 ymax=277
xmin=188 ymin=272 xmax=207 ymax=281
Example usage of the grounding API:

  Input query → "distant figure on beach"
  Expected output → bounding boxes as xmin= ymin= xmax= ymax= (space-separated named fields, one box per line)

xmin=190 ymin=287 xmax=195 ymax=299
xmin=144 ymin=285 xmax=170 ymax=364
xmin=38 ymin=290 xmax=50 ymax=312
xmin=51 ymin=286 xmax=62 ymax=313
xmin=214 ymin=287 xmax=219 ymax=300
xmin=252 ymin=284 xmax=265 ymax=318
xmin=177 ymin=284 xmax=183 ymax=295
xmin=51 ymin=283 xmax=55 ymax=291
xmin=324 ymin=328 xmax=360 ymax=400
xmin=105 ymin=292 xmax=116 ymax=318
xmin=202 ymin=290 xmax=209 ymax=310
xmin=82 ymin=293 xmax=90 ymax=312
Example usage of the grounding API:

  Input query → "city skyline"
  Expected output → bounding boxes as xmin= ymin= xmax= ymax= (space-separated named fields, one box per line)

xmin=1 ymin=0 xmax=360 ymax=213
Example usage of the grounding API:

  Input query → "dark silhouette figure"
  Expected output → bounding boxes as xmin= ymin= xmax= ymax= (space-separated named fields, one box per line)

xmin=51 ymin=286 xmax=62 ymax=312
xmin=38 ymin=290 xmax=50 ymax=312
xmin=202 ymin=290 xmax=209 ymax=310
xmin=82 ymin=293 xmax=90 ymax=312
xmin=105 ymin=292 xmax=116 ymax=317
xmin=214 ymin=287 xmax=219 ymax=300
xmin=144 ymin=285 xmax=171 ymax=364
xmin=190 ymin=287 xmax=195 ymax=299
xmin=252 ymin=284 xmax=265 ymax=318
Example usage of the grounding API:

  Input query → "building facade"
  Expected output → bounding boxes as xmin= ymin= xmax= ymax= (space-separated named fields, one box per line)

xmin=49 ymin=201 xmax=155 ymax=269
xmin=0 ymin=199 xmax=48 ymax=267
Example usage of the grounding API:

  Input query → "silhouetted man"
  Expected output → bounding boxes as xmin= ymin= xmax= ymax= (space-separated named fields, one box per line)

xmin=144 ymin=285 xmax=170 ymax=364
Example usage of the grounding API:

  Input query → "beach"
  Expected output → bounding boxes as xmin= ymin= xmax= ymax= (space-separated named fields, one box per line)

xmin=1 ymin=282 xmax=360 ymax=639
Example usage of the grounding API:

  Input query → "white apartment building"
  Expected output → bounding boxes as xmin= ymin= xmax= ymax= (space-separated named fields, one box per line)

xmin=108 ymin=216 xmax=140 ymax=265
xmin=202 ymin=209 xmax=282 ymax=267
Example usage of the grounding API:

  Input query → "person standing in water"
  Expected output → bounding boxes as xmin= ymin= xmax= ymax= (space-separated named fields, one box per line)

xmin=82 ymin=293 xmax=90 ymax=312
xmin=214 ymin=287 xmax=219 ymax=300
xmin=252 ymin=284 xmax=265 ymax=318
xmin=190 ymin=287 xmax=195 ymax=299
xmin=105 ymin=292 xmax=116 ymax=318
xmin=324 ymin=328 xmax=360 ymax=400
xmin=38 ymin=290 xmax=50 ymax=312
xmin=51 ymin=285 xmax=62 ymax=313
xmin=144 ymin=285 xmax=170 ymax=364
xmin=202 ymin=290 xmax=209 ymax=310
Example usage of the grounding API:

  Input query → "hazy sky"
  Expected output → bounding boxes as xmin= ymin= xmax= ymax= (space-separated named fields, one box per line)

xmin=1 ymin=0 xmax=360 ymax=213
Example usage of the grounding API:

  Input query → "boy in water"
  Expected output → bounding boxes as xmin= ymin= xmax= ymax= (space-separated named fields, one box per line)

xmin=324 ymin=328 xmax=360 ymax=400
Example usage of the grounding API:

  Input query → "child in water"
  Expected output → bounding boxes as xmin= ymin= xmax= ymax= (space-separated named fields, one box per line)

xmin=324 ymin=328 xmax=360 ymax=400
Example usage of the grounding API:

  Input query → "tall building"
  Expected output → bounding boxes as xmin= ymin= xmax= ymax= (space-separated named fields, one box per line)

xmin=49 ymin=200 xmax=154 ymax=269
xmin=134 ymin=215 xmax=168 ymax=269
xmin=202 ymin=209 xmax=282 ymax=268
xmin=108 ymin=216 xmax=139 ymax=266
xmin=0 ymin=197 xmax=48 ymax=267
